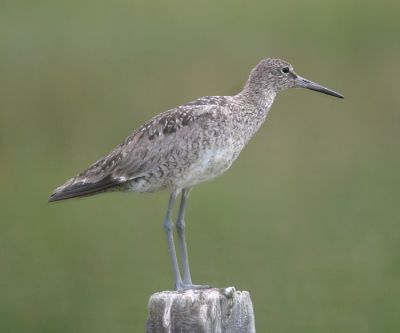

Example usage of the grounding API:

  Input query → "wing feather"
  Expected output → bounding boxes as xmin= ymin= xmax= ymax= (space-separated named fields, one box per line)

xmin=49 ymin=96 xmax=229 ymax=200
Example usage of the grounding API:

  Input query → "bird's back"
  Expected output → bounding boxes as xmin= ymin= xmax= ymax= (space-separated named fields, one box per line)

xmin=49 ymin=96 xmax=253 ymax=201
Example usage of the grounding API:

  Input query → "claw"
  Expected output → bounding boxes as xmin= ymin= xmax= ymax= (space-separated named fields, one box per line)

xmin=176 ymin=283 xmax=212 ymax=291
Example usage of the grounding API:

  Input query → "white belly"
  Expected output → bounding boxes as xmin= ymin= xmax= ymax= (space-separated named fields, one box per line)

xmin=176 ymin=146 xmax=237 ymax=188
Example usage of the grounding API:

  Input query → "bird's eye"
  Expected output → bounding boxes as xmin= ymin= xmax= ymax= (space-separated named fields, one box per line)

xmin=281 ymin=67 xmax=290 ymax=74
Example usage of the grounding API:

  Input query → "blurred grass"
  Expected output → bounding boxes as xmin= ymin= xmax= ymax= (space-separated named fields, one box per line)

xmin=1 ymin=0 xmax=400 ymax=332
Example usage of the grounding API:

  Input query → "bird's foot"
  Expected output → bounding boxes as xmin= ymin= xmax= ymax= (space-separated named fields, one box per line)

xmin=176 ymin=282 xmax=212 ymax=291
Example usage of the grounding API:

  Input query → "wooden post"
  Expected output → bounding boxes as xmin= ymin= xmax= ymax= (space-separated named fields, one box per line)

xmin=146 ymin=287 xmax=256 ymax=333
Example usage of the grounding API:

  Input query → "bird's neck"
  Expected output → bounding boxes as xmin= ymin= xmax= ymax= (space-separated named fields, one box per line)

xmin=235 ymin=84 xmax=276 ymax=111
xmin=229 ymin=85 xmax=277 ymax=145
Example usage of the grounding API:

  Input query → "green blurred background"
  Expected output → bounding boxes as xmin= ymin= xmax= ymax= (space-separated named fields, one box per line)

xmin=1 ymin=0 xmax=399 ymax=332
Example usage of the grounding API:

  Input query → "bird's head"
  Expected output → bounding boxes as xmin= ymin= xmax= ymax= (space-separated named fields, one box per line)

xmin=245 ymin=58 xmax=344 ymax=99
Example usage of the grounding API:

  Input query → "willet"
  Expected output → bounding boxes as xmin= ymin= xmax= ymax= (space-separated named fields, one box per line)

xmin=49 ymin=58 xmax=344 ymax=290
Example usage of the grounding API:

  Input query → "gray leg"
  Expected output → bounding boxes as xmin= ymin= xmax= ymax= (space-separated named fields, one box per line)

xmin=176 ymin=188 xmax=193 ymax=285
xmin=163 ymin=191 xmax=182 ymax=290
xmin=176 ymin=188 xmax=211 ymax=290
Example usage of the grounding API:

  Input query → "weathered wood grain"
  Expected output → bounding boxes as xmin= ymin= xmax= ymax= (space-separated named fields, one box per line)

xmin=146 ymin=287 xmax=255 ymax=333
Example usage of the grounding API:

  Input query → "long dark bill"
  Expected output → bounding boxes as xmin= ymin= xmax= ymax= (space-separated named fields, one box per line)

xmin=297 ymin=76 xmax=344 ymax=99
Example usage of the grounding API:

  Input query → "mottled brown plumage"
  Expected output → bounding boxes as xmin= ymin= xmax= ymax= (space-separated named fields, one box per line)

xmin=49 ymin=59 xmax=342 ymax=202
xmin=49 ymin=58 xmax=343 ymax=290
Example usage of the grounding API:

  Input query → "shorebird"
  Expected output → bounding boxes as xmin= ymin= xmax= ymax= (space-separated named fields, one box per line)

xmin=49 ymin=58 xmax=343 ymax=290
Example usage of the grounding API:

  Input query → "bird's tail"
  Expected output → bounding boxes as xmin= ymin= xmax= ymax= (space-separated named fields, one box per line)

xmin=48 ymin=175 xmax=119 ymax=202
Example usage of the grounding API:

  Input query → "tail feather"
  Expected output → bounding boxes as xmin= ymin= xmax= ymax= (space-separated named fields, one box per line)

xmin=48 ymin=175 xmax=119 ymax=202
